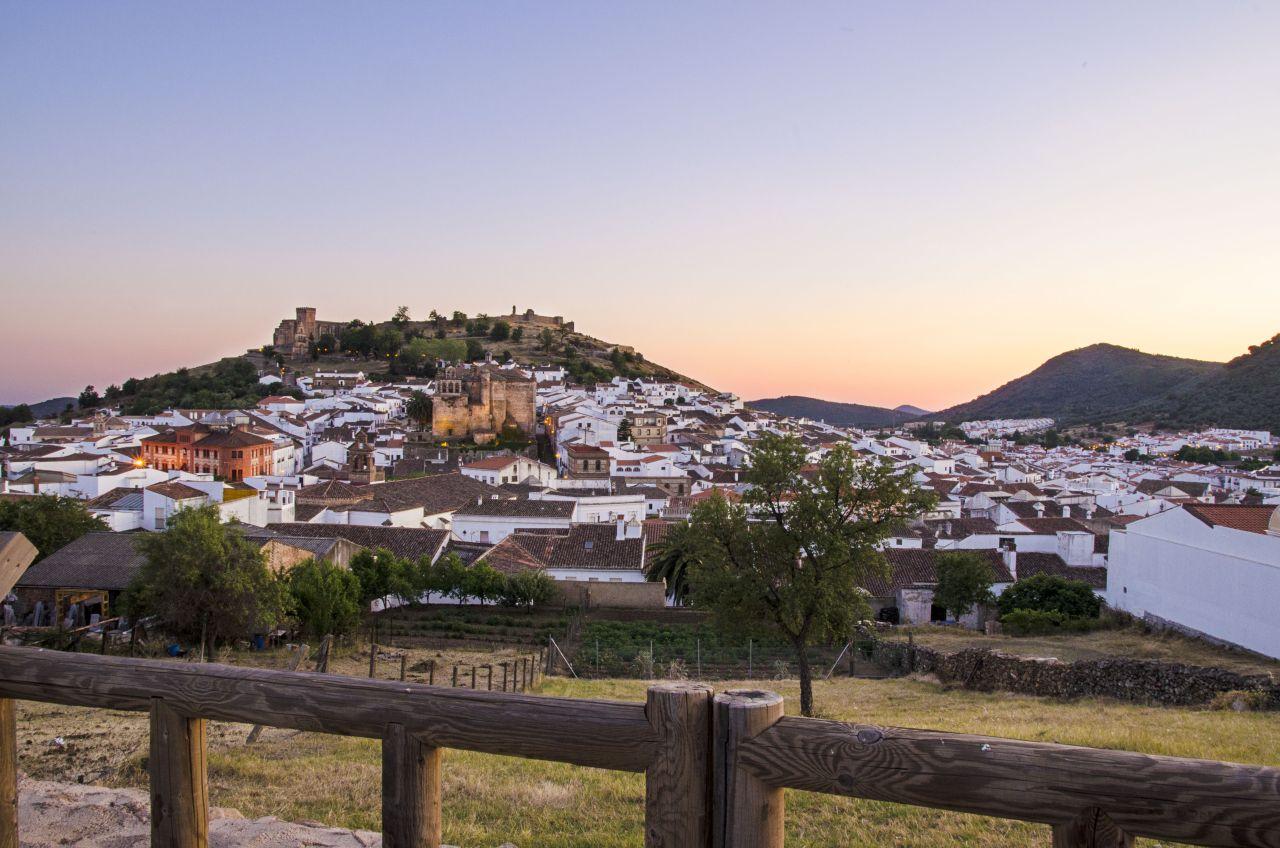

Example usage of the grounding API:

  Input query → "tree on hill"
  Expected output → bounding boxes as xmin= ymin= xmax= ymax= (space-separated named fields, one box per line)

xmin=511 ymin=326 xmax=524 ymax=343
xmin=538 ymin=328 xmax=556 ymax=352
xmin=392 ymin=305 xmax=411 ymax=326
xmin=123 ymin=506 xmax=287 ymax=655
xmin=932 ymin=551 xmax=996 ymax=620
xmin=0 ymin=496 xmax=106 ymax=561
xmin=0 ymin=404 xmax=33 ymax=428
xmin=78 ymin=385 xmax=100 ymax=409
xmin=465 ymin=339 xmax=485 ymax=362
xmin=685 ymin=434 xmax=935 ymax=716
xmin=489 ymin=320 xmax=511 ymax=341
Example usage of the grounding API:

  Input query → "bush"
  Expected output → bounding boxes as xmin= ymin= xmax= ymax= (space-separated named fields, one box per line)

xmin=997 ymin=573 xmax=1101 ymax=619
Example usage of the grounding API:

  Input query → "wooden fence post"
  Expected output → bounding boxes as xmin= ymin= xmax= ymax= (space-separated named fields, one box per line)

xmin=382 ymin=723 xmax=441 ymax=848
xmin=369 ymin=643 xmax=378 ymax=678
xmin=451 ymin=665 xmax=458 ymax=687
xmin=427 ymin=660 xmax=435 ymax=686
xmin=149 ymin=698 xmax=208 ymax=848
xmin=399 ymin=654 xmax=407 ymax=682
xmin=485 ymin=664 xmax=493 ymax=691
xmin=712 ymin=690 xmax=784 ymax=848
xmin=470 ymin=666 xmax=477 ymax=689
xmin=644 ymin=683 xmax=712 ymax=848
xmin=1052 ymin=808 xmax=1135 ymax=847
xmin=1 ymin=698 xmax=17 ymax=848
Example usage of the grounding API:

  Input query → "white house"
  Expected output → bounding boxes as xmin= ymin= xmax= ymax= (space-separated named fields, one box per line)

xmin=449 ymin=498 xmax=577 ymax=544
xmin=1108 ymin=504 xmax=1280 ymax=659
xmin=460 ymin=455 xmax=557 ymax=487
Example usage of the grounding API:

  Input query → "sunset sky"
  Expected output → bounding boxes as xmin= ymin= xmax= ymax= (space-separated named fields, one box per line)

xmin=3 ymin=2 xmax=1279 ymax=408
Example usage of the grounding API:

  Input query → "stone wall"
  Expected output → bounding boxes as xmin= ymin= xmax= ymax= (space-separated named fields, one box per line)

xmin=866 ymin=635 xmax=1280 ymax=708
xmin=554 ymin=580 xmax=667 ymax=610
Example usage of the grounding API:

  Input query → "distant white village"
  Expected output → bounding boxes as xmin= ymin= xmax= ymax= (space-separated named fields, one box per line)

xmin=4 ymin=347 xmax=1279 ymax=659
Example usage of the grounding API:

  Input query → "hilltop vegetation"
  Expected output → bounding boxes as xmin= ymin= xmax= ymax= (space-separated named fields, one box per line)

xmin=294 ymin=308 xmax=707 ymax=389
xmin=932 ymin=334 xmax=1280 ymax=432
xmin=748 ymin=395 xmax=917 ymax=427
xmin=1125 ymin=332 xmax=1280 ymax=433
xmin=934 ymin=343 xmax=1221 ymax=426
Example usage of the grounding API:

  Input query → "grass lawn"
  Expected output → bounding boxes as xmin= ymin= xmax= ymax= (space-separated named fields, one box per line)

xmin=14 ymin=657 xmax=1279 ymax=847
xmin=887 ymin=623 xmax=1280 ymax=677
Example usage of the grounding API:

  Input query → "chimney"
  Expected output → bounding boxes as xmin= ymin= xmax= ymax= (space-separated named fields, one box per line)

xmin=1002 ymin=548 xmax=1018 ymax=580
xmin=1033 ymin=502 xmax=1044 ymax=516
xmin=616 ymin=516 xmax=626 ymax=541
xmin=1061 ymin=505 xmax=1071 ymax=518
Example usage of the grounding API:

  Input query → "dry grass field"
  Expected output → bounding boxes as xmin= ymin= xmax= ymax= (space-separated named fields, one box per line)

xmin=11 ymin=647 xmax=1280 ymax=847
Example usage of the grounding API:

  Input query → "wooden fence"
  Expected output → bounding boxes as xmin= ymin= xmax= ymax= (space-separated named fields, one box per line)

xmin=367 ymin=644 xmax=542 ymax=692
xmin=0 ymin=649 xmax=1277 ymax=847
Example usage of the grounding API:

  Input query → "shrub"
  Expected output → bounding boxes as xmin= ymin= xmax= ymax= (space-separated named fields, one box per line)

xmin=287 ymin=558 xmax=362 ymax=641
xmin=997 ymin=573 xmax=1102 ymax=619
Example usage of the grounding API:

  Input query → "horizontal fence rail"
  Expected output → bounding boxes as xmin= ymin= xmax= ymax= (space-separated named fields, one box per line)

xmin=715 ymin=690 xmax=1280 ymax=848
xmin=0 ymin=649 xmax=1277 ymax=847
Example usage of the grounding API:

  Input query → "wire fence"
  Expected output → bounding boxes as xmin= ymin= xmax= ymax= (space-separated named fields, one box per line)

xmin=564 ymin=637 xmax=876 ymax=680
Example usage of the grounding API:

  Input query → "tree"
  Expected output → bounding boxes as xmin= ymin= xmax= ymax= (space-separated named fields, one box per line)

xmin=618 ymin=418 xmax=633 ymax=442
xmin=686 ymin=434 xmax=935 ymax=715
xmin=392 ymin=305 xmax=411 ymax=326
xmin=464 ymin=561 xmax=506 ymax=606
xmin=78 ymin=385 xmax=100 ymax=409
xmin=932 ymin=551 xmax=996 ymax=620
xmin=314 ymin=333 xmax=338 ymax=355
xmin=643 ymin=520 xmax=702 ymax=604
xmin=0 ymin=496 xmax=106 ymax=561
xmin=511 ymin=326 xmax=524 ymax=343
xmin=287 ymin=558 xmax=362 ymax=641
xmin=350 ymin=547 xmax=416 ymax=608
xmin=500 ymin=570 xmax=556 ymax=608
xmin=1123 ymin=448 xmax=1142 ymax=462
xmin=538 ymin=328 xmax=556 ymax=352
xmin=465 ymin=338 xmax=486 ymax=362
xmin=489 ymin=320 xmax=511 ymax=341
xmin=406 ymin=390 xmax=432 ymax=428
xmin=123 ymin=506 xmax=286 ymax=654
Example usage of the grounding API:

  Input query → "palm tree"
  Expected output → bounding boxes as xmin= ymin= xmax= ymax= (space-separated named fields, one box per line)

xmin=644 ymin=520 xmax=701 ymax=604
xmin=405 ymin=391 xmax=432 ymax=428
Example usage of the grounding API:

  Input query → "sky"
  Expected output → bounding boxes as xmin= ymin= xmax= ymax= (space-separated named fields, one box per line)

xmin=3 ymin=2 xmax=1279 ymax=408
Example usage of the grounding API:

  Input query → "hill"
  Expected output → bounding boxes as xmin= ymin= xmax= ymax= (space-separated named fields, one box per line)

xmin=748 ymin=395 xmax=917 ymax=427
xmin=3 ymin=397 xmax=76 ymax=419
xmin=934 ymin=344 xmax=1221 ymax=426
xmin=1125 ymin=333 xmax=1280 ymax=433
xmin=894 ymin=404 xmax=932 ymax=417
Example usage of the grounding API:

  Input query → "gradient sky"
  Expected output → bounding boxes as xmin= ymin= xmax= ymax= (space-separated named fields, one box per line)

xmin=3 ymin=2 xmax=1279 ymax=408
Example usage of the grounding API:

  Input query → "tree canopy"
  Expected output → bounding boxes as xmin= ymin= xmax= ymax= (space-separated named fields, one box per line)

xmin=685 ymin=433 xmax=935 ymax=715
xmin=0 ymin=496 xmax=106 ymax=561
xmin=932 ymin=551 xmax=996 ymax=619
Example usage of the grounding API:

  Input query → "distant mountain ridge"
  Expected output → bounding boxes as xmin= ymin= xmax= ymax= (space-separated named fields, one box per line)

xmin=933 ymin=334 xmax=1280 ymax=433
xmin=748 ymin=395 xmax=919 ymax=427
xmin=933 ymin=343 xmax=1220 ymax=426
xmin=2 ymin=397 xmax=75 ymax=419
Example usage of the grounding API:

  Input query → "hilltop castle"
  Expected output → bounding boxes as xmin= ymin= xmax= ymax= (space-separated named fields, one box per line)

xmin=272 ymin=307 xmax=347 ymax=358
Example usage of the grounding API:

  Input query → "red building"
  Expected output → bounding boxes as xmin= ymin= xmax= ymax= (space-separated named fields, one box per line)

xmin=140 ymin=424 xmax=274 ymax=482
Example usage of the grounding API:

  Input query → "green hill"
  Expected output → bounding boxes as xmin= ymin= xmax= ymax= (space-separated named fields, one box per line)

xmin=934 ymin=343 xmax=1220 ymax=426
xmin=749 ymin=395 xmax=917 ymax=427
xmin=1125 ymin=333 xmax=1280 ymax=433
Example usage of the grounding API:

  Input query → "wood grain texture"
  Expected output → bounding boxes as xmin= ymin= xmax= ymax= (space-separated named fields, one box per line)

xmin=1052 ymin=807 xmax=1135 ymax=847
xmin=645 ymin=683 xmax=712 ymax=848
xmin=0 ymin=648 xmax=655 ymax=772
xmin=0 ymin=532 xmax=37 ymax=598
xmin=738 ymin=716 xmax=1280 ymax=848
xmin=713 ymin=690 xmax=784 ymax=848
xmin=149 ymin=698 xmax=208 ymax=848
xmin=0 ymin=699 xmax=16 ymax=848
xmin=382 ymin=722 xmax=441 ymax=848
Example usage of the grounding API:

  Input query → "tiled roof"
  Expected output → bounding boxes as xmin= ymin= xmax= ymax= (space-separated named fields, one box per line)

xmin=146 ymin=481 xmax=208 ymax=501
xmin=17 ymin=532 xmax=146 ymax=591
xmin=1183 ymin=504 xmax=1279 ymax=536
xmin=481 ymin=524 xmax=645 ymax=572
xmin=463 ymin=455 xmax=520 ymax=471
xmin=863 ymin=549 xmax=1013 ymax=597
xmin=1013 ymin=517 xmax=1094 ymax=534
xmin=1015 ymin=552 xmax=1107 ymax=589
xmin=264 ymin=523 xmax=449 ymax=561
xmin=453 ymin=499 xmax=575 ymax=519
